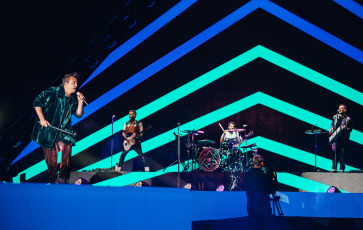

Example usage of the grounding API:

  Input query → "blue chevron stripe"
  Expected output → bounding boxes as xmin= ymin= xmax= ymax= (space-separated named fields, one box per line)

xmin=80 ymin=0 xmax=198 ymax=87
xmin=14 ymin=0 xmax=363 ymax=165
xmin=333 ymin=0 xmax=363 ymax=19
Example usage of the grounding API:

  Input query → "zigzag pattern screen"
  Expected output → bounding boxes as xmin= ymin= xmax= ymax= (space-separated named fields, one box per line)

xmin=12 ymin=0 xmax=363 ymax=191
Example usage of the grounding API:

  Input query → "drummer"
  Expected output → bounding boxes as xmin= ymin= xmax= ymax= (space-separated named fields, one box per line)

xmin=220 ymin=122 xmax=242 ymax=145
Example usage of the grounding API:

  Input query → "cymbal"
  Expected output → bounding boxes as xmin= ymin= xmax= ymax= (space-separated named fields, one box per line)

xmin=181 ymin=130 xmax=204 ymax=134
xmin=197 ymin=139 xmax=216 ymax=145
xmin=226 ymin=129 xmax=245 ymax=132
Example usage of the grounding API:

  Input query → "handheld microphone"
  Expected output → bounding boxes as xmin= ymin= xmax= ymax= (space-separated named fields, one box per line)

xmin=76 ymin=92 xmax=89 ymax=105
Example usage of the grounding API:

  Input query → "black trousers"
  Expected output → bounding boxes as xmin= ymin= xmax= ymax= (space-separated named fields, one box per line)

xmin=332 ymin=142 xmax=346 ymax=171
xmin=118 ymin=143 xmax=148 ymax=169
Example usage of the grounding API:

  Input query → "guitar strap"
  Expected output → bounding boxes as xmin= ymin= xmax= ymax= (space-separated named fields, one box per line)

xmin=125 ymin=120 xmax=141 ymax=134
xmin=334 ymin=115 xmax=349 ymax=131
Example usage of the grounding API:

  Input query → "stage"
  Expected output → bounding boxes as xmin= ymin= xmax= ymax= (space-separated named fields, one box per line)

xmin=2 ymin=0 xmax=363 ymax=229
xmin=1 ymin=182 xmax=363 ymax=230
xmin=66 ymin=171 xmax=363 ymax=193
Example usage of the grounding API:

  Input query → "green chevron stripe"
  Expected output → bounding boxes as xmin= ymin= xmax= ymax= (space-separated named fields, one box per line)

xmin=13 ymin=45 xmax=363 ymax=182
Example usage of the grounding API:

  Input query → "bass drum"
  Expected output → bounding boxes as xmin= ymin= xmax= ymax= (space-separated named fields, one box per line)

xmin=198 ymin=147 xmax=221 ymax=172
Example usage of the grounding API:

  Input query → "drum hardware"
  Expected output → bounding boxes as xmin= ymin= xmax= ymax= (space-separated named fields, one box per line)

xmin=225 ymin=129 xmax=246 ymax=132
xmin=240 ymin=143 xmax=256 ymax=148
xmin=165 ymin=123 xmax=182 ymax=187
xmin=180 ymin=125 xmax=256 ymax=173
xmin=197 ymin=139 xmax=216 ymax=146
xmin=220 ymin=136 xmax=245 ymax=173
xmin=181 ymin=130 xmax=204 ymax=134
xmin=223 ymin=151 xmax=246 ymax=172
xmin=228 ymin=173 xmax=241 ymax=191
xmin=182 ymin=129 xmax=204 ymax=172
xmin=220 ymin=131 xmax=255 ymax=173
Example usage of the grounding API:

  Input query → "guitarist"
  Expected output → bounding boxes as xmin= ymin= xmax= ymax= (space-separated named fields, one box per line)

xmin=116 ymin=110 xmax=149 ymax=172
xmin=329 ymin=104 xmax=353 ymax=172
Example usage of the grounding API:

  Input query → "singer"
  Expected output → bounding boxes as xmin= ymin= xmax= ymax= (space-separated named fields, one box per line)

xmin=31 ymin=72 xmax=85 ymax=183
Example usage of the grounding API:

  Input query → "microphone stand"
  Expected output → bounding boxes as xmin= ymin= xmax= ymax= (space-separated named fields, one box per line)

xmin=333 ymin=111 xmax=339 ymax=172
xmin=111 ymin=115 xmax=115 ymax=170
xmin=243 ymin=125 xmax=248 ymax=168
xmin=177 ymin=123 xmax=180 ymax=188
xmin=163 ymin=123 xmax=181 ymax=188
xmin=311 ymin=125 xmax=318 ymax=172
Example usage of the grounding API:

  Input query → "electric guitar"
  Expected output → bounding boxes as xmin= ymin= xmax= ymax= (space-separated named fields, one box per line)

xmin=123 ymin=125 xmax=152 ymax=151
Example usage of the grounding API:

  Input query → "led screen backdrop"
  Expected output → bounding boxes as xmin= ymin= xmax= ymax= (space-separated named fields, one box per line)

xmin=10 ymin=0 xmax=363 ymax=191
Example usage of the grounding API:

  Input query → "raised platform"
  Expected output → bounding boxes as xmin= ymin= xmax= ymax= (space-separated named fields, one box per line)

xmin=299 ymin=172 xmax=363 ymax=193
xmin=67 ymin=171 xmax=363 ymax=193
xmin=68 ymin=171 xmax=152 ymax=186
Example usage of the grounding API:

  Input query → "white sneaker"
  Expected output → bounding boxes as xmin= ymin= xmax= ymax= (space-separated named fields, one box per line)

xmin=115 ymin=164 xmax=121 ymax=173
xmin=144 ymin=167 xmax=150 ymax=172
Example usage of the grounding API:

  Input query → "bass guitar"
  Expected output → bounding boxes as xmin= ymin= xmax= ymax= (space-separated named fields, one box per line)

xmin=123 ymin=125 xmax=152 ymax=151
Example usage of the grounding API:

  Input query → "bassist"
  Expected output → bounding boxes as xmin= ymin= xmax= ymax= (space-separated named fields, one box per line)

xmin=116 ymin=110 xmax=149 ymax=172
xmin=329 ymin=104 xmax=353 ymax=172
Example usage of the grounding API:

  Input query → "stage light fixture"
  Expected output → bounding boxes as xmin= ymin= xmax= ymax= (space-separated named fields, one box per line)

xmin=85 ymin=54 xmax=99 ymax=69
xmin=103 ymin=35 xmax=117 ymax=49
xmin=124 ymin=14 xmax=137 ymax=28
xmin=183 ymin=183 xmax=192 ymax=189
xmin=327 ymin=186 xmax=341 ymax=193
xmin=74 ymin=177 xmax=90 ymax=185
xmin=145 ymin=0 xmax=156 ymax=8
xmin=216 ymin=184 xmax=224 ymax=192
xmin=182 ymin=183 xmax=197 ymax=190
xmin=135 ymin=181 xmax=149 ymax=187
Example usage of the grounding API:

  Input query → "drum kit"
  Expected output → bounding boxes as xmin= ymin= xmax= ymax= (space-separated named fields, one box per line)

xmin=181 ymin=127 xmax=257 ymax=173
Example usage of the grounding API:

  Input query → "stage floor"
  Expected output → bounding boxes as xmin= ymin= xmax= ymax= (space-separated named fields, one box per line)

xmin=67 ymin=171 xmax=363 ymax=193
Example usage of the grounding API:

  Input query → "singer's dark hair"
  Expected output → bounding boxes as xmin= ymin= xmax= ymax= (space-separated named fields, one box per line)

xmin=339 ymin=104 xmax=347 ymax=110
xmin=228 ymin=122 xmax=235 ymax=127
xmin=129 ymin=110 xmax=137 ymax=115
xmin=63 ymin=72 xmax=79 ymax=84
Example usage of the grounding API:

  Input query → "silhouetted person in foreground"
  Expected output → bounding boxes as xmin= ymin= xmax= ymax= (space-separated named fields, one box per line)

xmin=245 ymin=155 xmax=277 ymax=230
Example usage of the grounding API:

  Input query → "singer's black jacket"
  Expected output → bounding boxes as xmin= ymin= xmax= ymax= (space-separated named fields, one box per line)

xmin=31 ymin=84 xmax=82 ymax=149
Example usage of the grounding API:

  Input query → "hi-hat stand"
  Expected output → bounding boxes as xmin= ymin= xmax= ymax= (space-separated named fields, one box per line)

xmin=110 ymin=115 xmax=115 ymax=170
